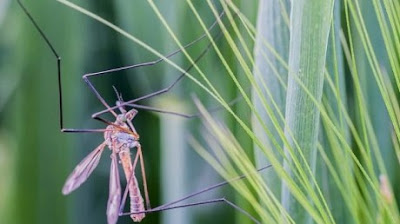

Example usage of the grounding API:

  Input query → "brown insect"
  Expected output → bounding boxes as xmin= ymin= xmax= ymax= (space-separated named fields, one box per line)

xmin=17 ymin=1 xmax=271 ymax=223
xmin=61 ymin=98 xmax=149 ymax=223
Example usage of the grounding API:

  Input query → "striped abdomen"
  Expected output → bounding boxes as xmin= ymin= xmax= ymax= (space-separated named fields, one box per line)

xmin=119 ymin=150 xmax=145 ymax=222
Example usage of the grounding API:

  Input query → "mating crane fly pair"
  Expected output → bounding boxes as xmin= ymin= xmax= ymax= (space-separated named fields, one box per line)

xmin=17 ymin=0 xmax=271 ymax=223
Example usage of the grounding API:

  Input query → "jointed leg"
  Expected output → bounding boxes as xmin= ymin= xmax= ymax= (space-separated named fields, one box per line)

xmin=91 ymin=17 xmax=228 ymax=119
xmin=121 ymin=95 xmax=243 ymax=119
xmin=138 ymin=144 xmax=151 ymax=210
xmin=92 ymin=6 xmax=247 ymax=118
xmin=119 ymin=165 xmax=271 ymax=223
xmin=122 ymin=198 xmax=261 ymax=224
xmin=119 ymin=144 xmax=151 ymax=213
xmin=61 ymin=128 xmax=108 ymax=133
xmin=81 ymin=10 xmax=226 ymax=119
xmin=156 ymin=165 xmax=271 ymax=210
xmin=17 ymin=0 xmax=118 ymax=133
xmin=18 ymin=0 xmax=235 ymax=132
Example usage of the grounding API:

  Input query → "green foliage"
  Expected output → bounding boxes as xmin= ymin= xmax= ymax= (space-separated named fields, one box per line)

xmin=2 ymin=0 xmax=400 ymax=223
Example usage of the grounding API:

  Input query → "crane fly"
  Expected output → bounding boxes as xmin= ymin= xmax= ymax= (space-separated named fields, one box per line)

xmin=16 ymin=0 xmax=272 ymax=223
xmin=61 ymin=97 xmax=149 ymax=223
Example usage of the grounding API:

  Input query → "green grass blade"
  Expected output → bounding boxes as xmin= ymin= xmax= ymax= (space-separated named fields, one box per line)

xmin=252 ymin=0 xmax=289 ymax=205
xmin=281 ymin=0 xmax=334 ymax=223
xmin=320 ymin=1 xmax=351 ymax=222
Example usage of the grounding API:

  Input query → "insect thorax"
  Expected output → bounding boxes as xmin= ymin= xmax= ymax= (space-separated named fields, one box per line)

xmin=114 ymin=132 xmax=138 ymax=149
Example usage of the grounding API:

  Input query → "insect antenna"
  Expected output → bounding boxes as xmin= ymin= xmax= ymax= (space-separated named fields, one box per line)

xmin=112 ymin=86 xmax=124 ymax=103
xmin=112 ymin=85 xmax=127 ymax=113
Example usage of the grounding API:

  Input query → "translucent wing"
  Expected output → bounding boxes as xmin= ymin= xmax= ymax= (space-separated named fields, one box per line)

xmin=62 ymin=142 xmax=107 ymax=195
xmin=107 ymin=152 xmax=121 ymax=224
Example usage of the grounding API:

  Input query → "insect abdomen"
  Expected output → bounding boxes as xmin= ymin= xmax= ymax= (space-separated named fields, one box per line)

xmin=129 ymin=176 xmax=146 ymax=222
xmin=119 ymin=150 xmax=145 ymax=222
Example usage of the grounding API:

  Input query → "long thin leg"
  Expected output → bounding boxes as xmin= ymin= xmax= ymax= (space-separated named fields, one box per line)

xmin=91 ymin=16 xmax=229 ymax=119
xmin=16 ymin=0 xmax=117 ymax=134
xmin=120 ymin=165 xmax=271 ymax=223
xmin=138 ymin=144 xmax=151 ymax=209
xmin=122 ymin=95 xmax=242 ymax=119
xmin=119 ymin=144 xmax=151 ymax=214
xmin=94 ymin=6 xmax=246 ymax=117
xmin=82 ymin=11 xmax=224 ymax=80
xmin=122 ymin=198 xmax=261 ymax=224
xmin=62 ymin=128 xmax=108 ymax=133
xmin=156 ymin=165 xmax=271 ymax=210
xmin=19 ymin=0 xmax=232 ymax=126
xmin=81 ymin=10 xmax=225 ymax=118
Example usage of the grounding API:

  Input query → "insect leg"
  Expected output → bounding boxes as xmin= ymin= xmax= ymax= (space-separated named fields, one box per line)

xmin=119 ymin=165 xmax=271 ymax=223
xmin=126 ymin=198 xmax=261 ymax=224
xmin=79 ymin=8 xmax=225 ymax=117
xmin=138 ymin=144 xmax=151 ymax=210
xmin=119 ymin=144 xmax=151 ymax=213
xmin=91 ymin=15 xmax=228 ymax=118
xmin=16 ymin=0 xmax=118 ymax=133
xmin=122 ymin=95 xmax=242 ymax=119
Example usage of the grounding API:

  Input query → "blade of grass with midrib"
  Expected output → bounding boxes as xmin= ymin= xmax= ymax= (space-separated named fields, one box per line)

xmin=281 ymin=0 xmax=334 ymax=223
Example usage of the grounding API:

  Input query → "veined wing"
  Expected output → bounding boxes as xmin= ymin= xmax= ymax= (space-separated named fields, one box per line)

xmin=62 ymin=142 xmax=107 ymax=195
xmin=107 ymin=152 xmax=121 ymax=224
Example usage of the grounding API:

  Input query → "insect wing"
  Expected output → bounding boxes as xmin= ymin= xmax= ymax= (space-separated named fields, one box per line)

xmin=62 ymin=142 xmax=107 ymax=195
xmin=107 ymin=152 xmax=121 ymax=224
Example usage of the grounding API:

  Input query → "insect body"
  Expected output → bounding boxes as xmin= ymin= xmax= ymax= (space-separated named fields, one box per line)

xmin=16 ymin=1 xmax=269 ymax=223
xmin=62 ymin=103 xmax=148 ymax=224
xmin=105 ymin=111 xmax=146 ymax=222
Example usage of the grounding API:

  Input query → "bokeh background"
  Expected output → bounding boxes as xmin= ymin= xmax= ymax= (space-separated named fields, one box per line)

xmin=0 ymin=0 xmax=257 ymax=224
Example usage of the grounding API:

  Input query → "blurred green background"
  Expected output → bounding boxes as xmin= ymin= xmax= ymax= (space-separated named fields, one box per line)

xmin=0 ymin=0 xmax=258 ymax=224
